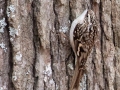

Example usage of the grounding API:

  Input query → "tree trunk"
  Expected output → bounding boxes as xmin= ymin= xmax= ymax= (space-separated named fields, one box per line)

xmin=0 ymin=0 xmax=119 ymax=90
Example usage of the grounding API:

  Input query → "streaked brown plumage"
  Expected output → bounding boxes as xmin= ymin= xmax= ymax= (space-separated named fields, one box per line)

xmin=70 ymin=9 xmax=98 ymax=90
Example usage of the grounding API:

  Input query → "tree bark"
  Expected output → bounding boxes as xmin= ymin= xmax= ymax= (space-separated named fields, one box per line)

xmin=0 ymin=0 xmax=120 ymax=90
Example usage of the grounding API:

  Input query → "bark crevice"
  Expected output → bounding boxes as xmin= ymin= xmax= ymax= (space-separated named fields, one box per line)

xmin=32 ymin=1 xmax=39 ymax=90
xmin=5 ymin=0 xmax=15 ymax=89
xmin=99 ymin=0 xmax=106 ymax=90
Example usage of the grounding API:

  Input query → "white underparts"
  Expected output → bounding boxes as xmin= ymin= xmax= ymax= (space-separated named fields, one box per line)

xmin=69 ymin=9 xmax=88 ymax=55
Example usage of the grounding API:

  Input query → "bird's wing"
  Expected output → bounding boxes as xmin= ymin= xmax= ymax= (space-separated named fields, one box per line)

xmin=70 ymin=22 xmax=88 ymax=90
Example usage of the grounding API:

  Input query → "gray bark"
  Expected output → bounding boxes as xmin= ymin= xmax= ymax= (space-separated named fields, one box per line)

xmin=0 ymin=0 xmax=119 ymax=90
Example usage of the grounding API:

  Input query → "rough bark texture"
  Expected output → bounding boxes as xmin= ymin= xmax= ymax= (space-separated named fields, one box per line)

xmin=0 ymin=0 xmax=120 ymax=90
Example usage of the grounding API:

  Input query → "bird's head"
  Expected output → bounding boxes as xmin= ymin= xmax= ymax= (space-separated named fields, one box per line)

xmin=87 ymin=10 xmax=96 ymax=24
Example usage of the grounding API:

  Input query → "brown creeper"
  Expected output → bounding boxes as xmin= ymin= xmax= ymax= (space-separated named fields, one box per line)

xmin=69 ymin=9 xmax=98 ymax=90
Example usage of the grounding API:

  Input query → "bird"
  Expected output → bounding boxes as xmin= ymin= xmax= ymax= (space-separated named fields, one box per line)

xmin=69 ymin=9 xmax=98 ymax=90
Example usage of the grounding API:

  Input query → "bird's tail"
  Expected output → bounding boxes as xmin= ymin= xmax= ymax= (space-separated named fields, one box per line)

xmin=70 ymin=66 xmax=85 ymax=90
xmin=70 ymin=52 xmax=87 ymax=90
xmin=70 ymin=60 xmax=79 ymax=90
xmin=74 ymin=68 xmax=85 ymax=89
